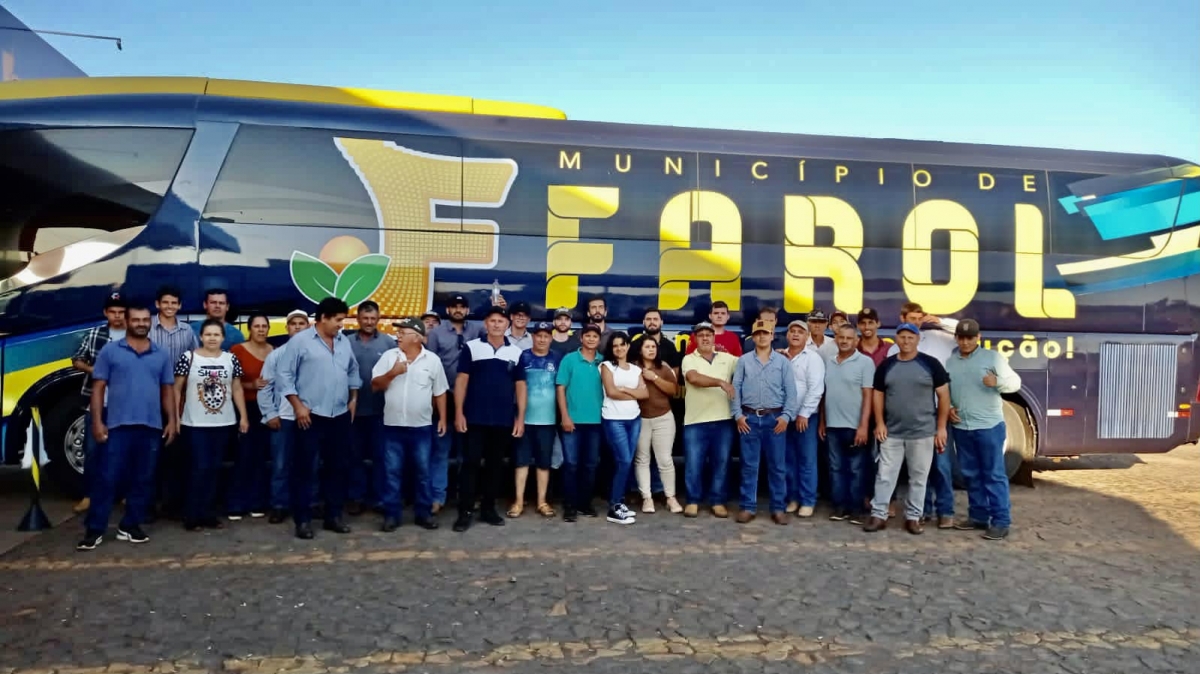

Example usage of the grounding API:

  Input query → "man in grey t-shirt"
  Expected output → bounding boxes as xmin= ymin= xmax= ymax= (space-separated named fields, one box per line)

xmin=863 ymin=322 xmax=950 ymax=535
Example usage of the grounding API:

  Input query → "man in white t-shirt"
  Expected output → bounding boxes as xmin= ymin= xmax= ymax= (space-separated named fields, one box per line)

xmin=259 ymin=310 xmax=310 ymax=523
xmin=371 ymin=317 xmax=449 ymax=532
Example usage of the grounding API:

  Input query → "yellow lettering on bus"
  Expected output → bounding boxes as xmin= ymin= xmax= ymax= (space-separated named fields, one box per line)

xmin=615 ymin=154 xmax=631 ymax=173
xmin=714 ymin=158 xmax=721 ymax=178
xmin=1023 ymin=174 xmax=1037 ymax=192
xmin=545 ymin=186 xmax=619 ymax=309
xmin=559 ymin=150 xmax=581 ymax=170
xmin=901 ymin=199 xmax=978 ymax=314
xmin=913 ymin=169 xmax=932 ymax=188
xmin=878 ymin=167 xmax=885 ymax=185
xmin=798 ymin=160 xmax=806 ymax=182
xmin=979 ymin=173 xmax=995 ymax=190
xmin=664 ymin=156 xmax=683 ymax=176
xmin=658 ymin=190 xmax=742 ymax=310
xmin=752 ymin=161 xmax=769 ymax=180
xmin=334 ymin=138 xmax=516 ymax=316
xmin=783 ymin=196 xmax=864 ymax=313
xmin=835 ymin=165 xmax=849 ymax=183
xmin=1013 ymin=204 xmax=1076 ymax=318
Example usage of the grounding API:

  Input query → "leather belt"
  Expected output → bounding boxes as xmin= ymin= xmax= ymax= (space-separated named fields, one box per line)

xmin=741 ymin=405 xmax=783 ymax=417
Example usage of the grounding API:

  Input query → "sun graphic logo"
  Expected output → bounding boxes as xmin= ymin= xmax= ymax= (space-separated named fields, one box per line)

xmin=289 ymin=235 xmax=391 ymax=309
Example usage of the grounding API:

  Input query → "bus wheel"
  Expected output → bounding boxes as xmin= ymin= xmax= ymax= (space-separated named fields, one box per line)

xmin=42 ymin=398 xmax=88 ymax=498
xmin=1002 ymin=399 xmax=1036 ymax=483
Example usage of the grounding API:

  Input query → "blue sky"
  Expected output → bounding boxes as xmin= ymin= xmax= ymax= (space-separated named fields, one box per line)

xmin=7 ymin=0 xmax=1199 ymax=159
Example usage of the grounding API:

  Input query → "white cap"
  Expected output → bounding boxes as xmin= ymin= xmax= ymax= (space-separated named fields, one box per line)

xmin=286 ymin=309 xmax=310 ymax=320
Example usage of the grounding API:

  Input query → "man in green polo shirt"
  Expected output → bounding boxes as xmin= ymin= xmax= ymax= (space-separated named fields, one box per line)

xmin=556 ymin=324 xmax=605 ymax=522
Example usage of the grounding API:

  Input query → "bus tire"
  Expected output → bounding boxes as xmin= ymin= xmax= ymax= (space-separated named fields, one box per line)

xmin=41 ymin=397 xmax=88 ymax=498
xmin=1002 ymin=398 xmax=1036 ymax=486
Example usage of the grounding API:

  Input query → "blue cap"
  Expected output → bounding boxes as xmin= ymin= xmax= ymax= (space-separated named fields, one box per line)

xmin=531 ymin=321 xmax=553 ymax=334
xmin=896 ymin=322 xmax=921 ymax=335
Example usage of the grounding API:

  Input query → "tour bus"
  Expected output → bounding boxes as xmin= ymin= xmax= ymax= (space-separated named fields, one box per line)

xmin=1 ymin=76 xmax=1197 ymax=495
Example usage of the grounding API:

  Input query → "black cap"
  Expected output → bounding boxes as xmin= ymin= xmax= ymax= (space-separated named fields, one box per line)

xmin=955 ymin=319 xmax=981 ymax=337
xmin=807 ymin=309 xmax=828 ymax=322
xmin=554 ymin=307 xmax=573 ymax=319
xmin=857 ymin=307 xmax=880 ymax=322
xmin=484 ymin=305 xmax=508 ymax=319
xmin=510 ymin=301 xmax=532 ymax=317
xmin=104 ymin=292 xmax=126 ymax=309
xmin=447 ymin=294 xmax=469 ymax=307
xmin=581 ymin=323 xmax=602 ymax=336
xmin=395 ymin=317 xmax=426 ymax=336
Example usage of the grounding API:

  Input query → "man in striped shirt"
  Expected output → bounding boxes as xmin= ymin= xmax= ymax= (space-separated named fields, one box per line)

xmin=148 ymin=285 xmax=198 ymax=520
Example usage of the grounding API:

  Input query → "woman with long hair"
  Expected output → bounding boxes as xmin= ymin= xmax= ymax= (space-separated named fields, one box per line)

xmin=174 ymin=319 xmax=249 ymax=531
xmin=227 ymin=313 xmax=273 ymax=519
xmin=633 ymin=337 xmax=683 ymax=513
xmin=599 ymin=332 xmax=648 ymax=525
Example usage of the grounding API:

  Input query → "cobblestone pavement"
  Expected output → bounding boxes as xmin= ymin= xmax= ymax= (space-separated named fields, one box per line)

xmin=1 ymin=444 xmax=1197 ymax=674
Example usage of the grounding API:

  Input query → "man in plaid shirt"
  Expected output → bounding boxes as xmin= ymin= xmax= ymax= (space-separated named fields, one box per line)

xmin=71 ymin=293 xmax=127 ymax=513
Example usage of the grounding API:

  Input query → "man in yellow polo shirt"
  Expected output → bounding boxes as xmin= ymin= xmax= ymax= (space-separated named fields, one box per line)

xmin=681 ymin=321 xmax=738 ymax=518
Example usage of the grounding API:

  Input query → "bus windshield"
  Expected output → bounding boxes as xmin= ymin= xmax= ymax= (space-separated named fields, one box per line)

xmin=0 ymin=127 xmax=192 ymax=294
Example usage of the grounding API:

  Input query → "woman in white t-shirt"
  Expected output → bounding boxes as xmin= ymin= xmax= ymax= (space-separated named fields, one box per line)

xmin=599 ymin=332 xmax=648 ymax=525
xmin=174 ymin=319 xmax=249 ymax=531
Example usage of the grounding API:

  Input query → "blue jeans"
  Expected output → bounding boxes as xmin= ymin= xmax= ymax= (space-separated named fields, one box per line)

xmin=350 ymin=415 xmax=383 ymax=506
xmin=83 ymin=406 xmax=106 ymax=497
xmin=228 ymin=406 xmax=268 ymax=514
xmin=826 ymin=428 xmax=869 ymax=513
xmin=84 ymin=424 xmax=159 ymax=533
xmin=268 ymin=419 xmax=295 ymax=510
xmin=291 ymin=413 xmax=352 ymax=525
xmin=603 ymin=418 xmax=640 ymax=506
xmin=430 ymin=396 xmax=460 ymax=506
xmin=381 ymin=425 xmax=433 ymax=520
xmin=560 ymin=423 xmax=602 ymax=511
xmin=683 ymin=420 xmax=733 ymax=506
xmin=924 ymin=433 xmax=956 ymax=518
xmin=786 ymin=413 xmax=820 ymax=506
xmin=953 ymin=422 xmax=1011 ymax=528
xmin=737 ymin=414 xmax=788 ymax=513
xmin=185 ymin=425 xmax=234 ymax=525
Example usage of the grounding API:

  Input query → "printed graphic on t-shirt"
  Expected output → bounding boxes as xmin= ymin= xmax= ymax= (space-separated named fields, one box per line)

xmin=176 ymin=351 xmax=244 ymax=426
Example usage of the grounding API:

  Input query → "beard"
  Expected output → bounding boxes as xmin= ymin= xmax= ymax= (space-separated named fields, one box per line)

xmin=589 ymin=313 xmax=605 ymax=323
xmin=644 ymin=325 xmax=661 ymax=335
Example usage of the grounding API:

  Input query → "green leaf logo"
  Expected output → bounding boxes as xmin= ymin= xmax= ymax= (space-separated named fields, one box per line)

xmin=289 ymin=250 xmax=391 ymax=307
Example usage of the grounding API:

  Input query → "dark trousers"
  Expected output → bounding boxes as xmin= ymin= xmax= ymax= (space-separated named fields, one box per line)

xmin=291 ymin=412 xmax=352 ymax=525
xmin=457 ymin=424 xmax=511 ymax=516
xmin=349 ymin=415 xmax=383 ymax=505
xmin=185 ymin=425 xmax=234 ymax=525
xmin=85 ymin=424 xmax=159 ymax=533
xmin=560 ymin=423 xmax=602 ymax=511
xmin=228 ymin=406 xmax=268 ymax=514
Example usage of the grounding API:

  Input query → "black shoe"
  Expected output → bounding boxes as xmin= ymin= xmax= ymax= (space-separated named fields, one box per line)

xmin=563 ymin=508 xmax=578 ymax=523
xmin=116 ymin=526 xmax=149 ymax=544
xmin=954 ymin=518 xmax=989 ymax=531
xmin=323 ymin=519 xmax=352 ymax=534
xmin=982 ymin=526 xmax=1010 ymax=540
xmin=415 ymin=517 xmax=439 ymax=530
xmin=829 ymin=509 xmax=848 ymax=522
xmin=480 ymin=510 xmax=505 ymax=526
xmin=295 ymin=523 xmax=314 ymax=539
xmin=580 ymin=505 xmax=599 ymax=518
xmin=453 ymin=512 xmax=473 ymax=532
xmin=346 ymin=501 xmax=365 ymax=516
xmin=200 ymin=518 xmax=224 ymax=530
xmin=76 ymin=530 xmax=104 ymax=551
xmin=381 ymin=517 xmax=400 ymax=532
xmin=268 ymin=509 xmax=287 ymax=524
xmin=848 ymin=512 xmax=868 ymax=525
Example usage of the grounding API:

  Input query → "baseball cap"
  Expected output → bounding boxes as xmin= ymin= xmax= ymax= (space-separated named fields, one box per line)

xmin=421 ymin=310 xmax=439 ymax=319
xmin=954 ymin=318 xmax=981 ymax=337
xmin=104 ymin=292 xmax=126 ymax=309
xmin=510 ymin=301 xmax=532 ymax=316
xmin=692 ymin=321 xmax=715 ymax=334
xmin=787 ymin=319 xmax=809 ymax=332
xmin=807 ymin=309 xmax=828 ymax=322
xmin=484 ymin=305 xmax=509 ymax=319
xmin=751 ymin=319 xmax=773 ymax=335
xmin=531 ymin=321 xmax=553 ymax=334
xmin=857 ymin=307 xmax=880 ymax=322
xmin=580 ymin=323 xmax=603 ymax=336
xmin=896 ymin=322 xmax=921 ymax=335
xmin=554 ymin=307 xmax=573 ymax=319
xmin=830 ymin=310 xmax=848 ymax=321
xmin=286 ymin=309 xmax=309 ymax=320
xmin=447 ymin=294 xmax=469 ymax=307
xmin=395 ymin=317 xmax=426 ymax=336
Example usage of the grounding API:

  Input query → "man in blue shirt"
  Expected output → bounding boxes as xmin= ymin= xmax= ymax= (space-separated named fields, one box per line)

xmin=818 ymin=324 xmax=877 ymax=522
xmin=514 ymin=322 xmax=561 ymax=518
xmin=77 ymin=305 xmax=177 ymax=551
xmin=344 ymin=300 xmax=396 ymax=515
xmin=452 ymin=306 xmax=526 ymax=532
xmin=190 ymin=288 xmax=244 ymax=350
xmin=731 ymin=320 xmax=799 ymax=525
xmin=945 ymin=319 xmax=1022 ymax=541
xmin=424 ymin=294 xmax=485 ymax=513
xmin=259 ymin=310 xmax=312 ymax=523
xmin=277 ymin=297 xmax=361 ymax=539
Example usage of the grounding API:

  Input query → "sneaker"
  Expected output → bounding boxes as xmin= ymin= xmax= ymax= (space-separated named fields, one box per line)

xmin=829 ymin=509 xmax=848 ymax=521
xmin=453 ymin=512 xmax=473 ymax=532
xmin=249 ymin=511 xmax=266 ymax=519
xmin=982 ymin=526 xmax=1010 ymax=541
xmin=563 ymin=508 xmax=578 ymax=523
xmin=797 ymin=505 xmax=815 ymax=518
xmin=116 ymin=526 xmax=149 ymax=544
xmin=642 ymin=497 xmax=655 ymax=514
xmin=666 ymin=497 xmax=683 ymax=514
xmin=76 ymin=530 xmax=104 ymax=551
xmin=607 ymin=505 xmax=635 ymax=525
xmin=953 ymin=519 xmax=989 ymax=531
xmin=227 ymin=513 xmax=244 ymax=521
xmin=848 ymin=512 xmax=868 ymax=525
